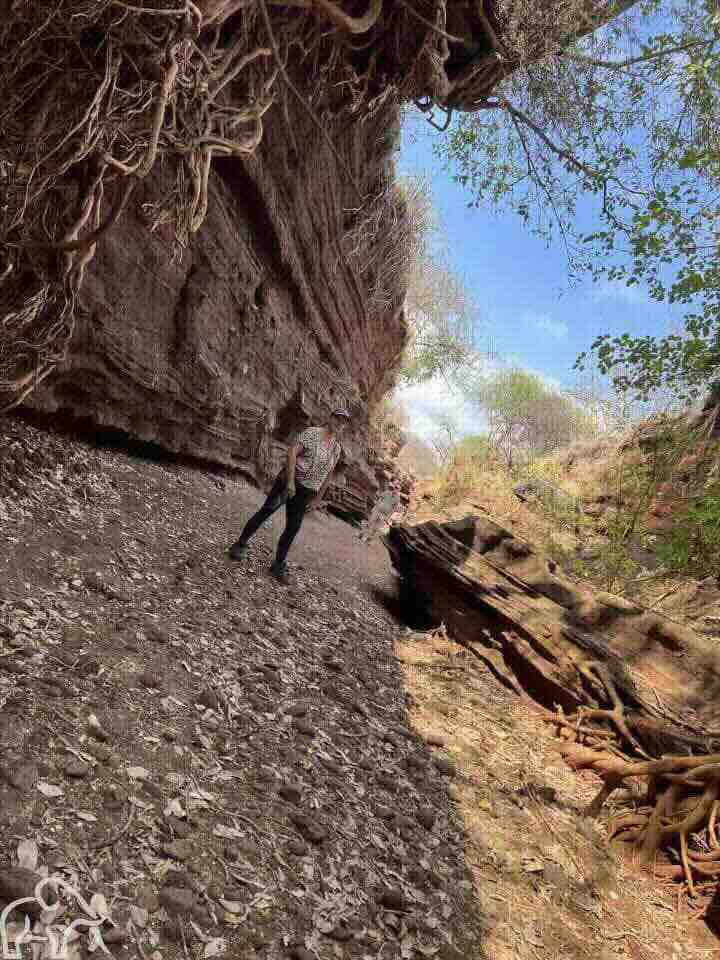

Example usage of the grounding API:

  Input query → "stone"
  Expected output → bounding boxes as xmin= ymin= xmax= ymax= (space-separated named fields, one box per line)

xmin=3 ymin=763 xmax=39 ymax=793
xmin=426 ymin=735 xmax=446 ymax=747
xmin=278 ymin=782 xmax=303 ymax=804
xmin=85 ymin=742 xmax=112 ymax=762
xmin=198 ymin=688 xmax=219 ymax=711
xmin=162 ymin=840 xmax=193 ymax=862
xmin=392 ymin=814 xmax=414 ymax=831
xmin=293 ymin=719 xmax=316 ymax=737
xmin=63 ymin=759 xmax=90 ymax=778
xmin=159 ymin=887 xmax=196 ymax=915
xmin=167 ymin=817 xmax=192 ymax=839
xmin=136 ymin=885 xmax=160 ymax=913
xmin=0 ymin=869 xmax=57 ymax=915
xmin=434 ymin=757 xmax=456 ymax=778
xmin=288 ymin=812 xmax=327 ymax=844
xmin=139 ymin=671 xmax=160 ymax=689
xmin=376 ymin=773 xmax=398 ymax=793
xmin=103 ymin=927 xmax=128 ymax=944
xmin=416 ymin=806 xmax=436 ymax=830
xmin=377 ymin=887 xmax=406 ymax=912
xmin=284 ymin=703 xmax=308 ymax=717
xmin=147 ymin=625 xmax=171 ymax=644
xmin=287 ymin=839 xmax=307 ymax=856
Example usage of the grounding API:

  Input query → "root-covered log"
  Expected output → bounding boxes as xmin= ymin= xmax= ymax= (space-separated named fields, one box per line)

xmin=384 ymin=515 xmax=720 ymax=896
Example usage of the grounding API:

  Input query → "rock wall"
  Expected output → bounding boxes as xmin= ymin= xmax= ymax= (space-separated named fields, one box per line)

xmin=25 ymin=95 xmax=408 ymax=515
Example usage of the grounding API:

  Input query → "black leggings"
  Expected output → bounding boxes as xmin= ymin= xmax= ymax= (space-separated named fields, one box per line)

xmin=237 ymin=470 xmax=315 ymax=565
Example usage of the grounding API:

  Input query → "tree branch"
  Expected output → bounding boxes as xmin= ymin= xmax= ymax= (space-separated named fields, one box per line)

xmin=562 ymin=37 xmax=709 ymax=70
xmin=501 ymin=99 xmax=606 ymax=184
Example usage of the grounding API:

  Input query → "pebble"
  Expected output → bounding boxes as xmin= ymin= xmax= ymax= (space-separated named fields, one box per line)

xmin=167 ymin=816 xmax=192 ymax=838
xmin=4 ymin=763 xmax=39 ymax=793
xmin=376 ymin=773 xmax=398 ymax=793
xmin=162 ymin=840 xmax=193 ymax=862
xmin=434 ymin=757 xmax=456 ymax=777
xmin=287 ymin=839 xmax=307 ymax=856
xmin=289 ymin=949 xmax=314 ymax=960
xmin=377 ymin=887 xmax=406 ymax=911
xmin=159 ymin=887 xmax=196 ymax=915
xmin=104 ymin=786 xmax=127 ymax=810
xmin=417 ymin=806 xmax=436 ymax=830
xmin=103 ymin=927 xmax=128 ymax=944
xmin=63 ymin=759 xmax=90 ymax=778
xmin=288 ymin=812 xmax=327 ymax=844
xmin=147 ymin=626 xmax=170 ymax=644
xmin=278 ymin=782 xmax=303 ymax=804
xmin=294 ymin=719 xmax=316 ymax=737
xmin=85 ymin=742 xmax=111 ymax=762
xmin=392 ymin=814 xmax=414 ymax=831
xmin=139 ymin=671 xmax=160 ymax=689
xmin=136 ymin=885 xmax=160 ymax=913
xmin=229 ymin=839 xmax=259 ymax=860
xmin=198 ymin=688 xmax=219 ymax=711
xmin=284 ymin=703 xmax=308 ymax=717
xmin=426 ymin=735 xmax=446 ymax=747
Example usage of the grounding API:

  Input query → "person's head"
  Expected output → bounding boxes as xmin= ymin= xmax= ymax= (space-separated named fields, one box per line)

xmin=327 ymin=407 xmax=351 ymax=436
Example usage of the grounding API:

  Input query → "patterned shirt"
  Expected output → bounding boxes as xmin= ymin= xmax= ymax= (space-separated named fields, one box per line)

xmin=294 ymin=427 xmax=342 ymax=492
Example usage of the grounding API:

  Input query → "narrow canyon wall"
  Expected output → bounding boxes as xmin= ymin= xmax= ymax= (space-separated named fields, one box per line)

xmin=25 ymin=96 xmax=408 ymax=511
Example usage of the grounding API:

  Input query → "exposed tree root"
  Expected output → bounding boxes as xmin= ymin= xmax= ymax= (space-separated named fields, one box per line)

xmin=559 ymin=743 xmax=720 ymax=896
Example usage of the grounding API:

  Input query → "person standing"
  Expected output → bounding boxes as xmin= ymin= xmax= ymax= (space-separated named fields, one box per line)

xmin=228 ymin=409 xmax=350 ymax=583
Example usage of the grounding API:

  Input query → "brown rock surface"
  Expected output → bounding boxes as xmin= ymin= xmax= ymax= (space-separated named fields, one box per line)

xmin=25 ymin=102 xmax=407 ymax=517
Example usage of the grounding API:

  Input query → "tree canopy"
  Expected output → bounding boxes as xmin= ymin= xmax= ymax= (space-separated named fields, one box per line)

xmin=395 ymin=177 xmax=480 ymax=386
xmin=435 ymin=0 xmax=720 ymax=401
xmin=464 ymin=367 xmax=597 ymax=466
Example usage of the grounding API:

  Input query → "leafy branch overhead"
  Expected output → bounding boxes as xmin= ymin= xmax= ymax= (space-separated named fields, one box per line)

xmin=436 ymin=0 xmax=720 ymax=399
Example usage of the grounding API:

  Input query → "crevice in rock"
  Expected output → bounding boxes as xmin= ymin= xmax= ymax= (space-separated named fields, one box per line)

xmin=11 ymin=409 xmax=250 ymax=481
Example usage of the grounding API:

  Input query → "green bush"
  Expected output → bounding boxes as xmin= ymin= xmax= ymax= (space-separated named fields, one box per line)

xmin=655 ymin=487 xmax=720 ymax=577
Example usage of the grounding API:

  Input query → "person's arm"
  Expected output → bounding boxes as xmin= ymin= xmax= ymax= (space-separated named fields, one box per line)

xmin=286 ymin=439 xmax=302 ymax=495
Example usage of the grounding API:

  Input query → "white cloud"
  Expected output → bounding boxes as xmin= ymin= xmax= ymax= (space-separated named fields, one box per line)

xmin=530 ymin=313 xmax=569 ymax=340
xmin=395 ymin=376 xmax=485 ymax=444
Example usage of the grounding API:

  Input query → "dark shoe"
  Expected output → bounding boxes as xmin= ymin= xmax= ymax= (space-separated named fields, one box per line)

xmin=269 ymin=562 xmax=290 ymax=585
xmin=228 ymin=541 xmax=248 ymax=561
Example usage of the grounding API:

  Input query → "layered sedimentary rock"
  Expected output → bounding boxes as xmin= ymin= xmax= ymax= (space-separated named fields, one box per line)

xmin=13 ymin=0 xmax=514 ymax=515
xmin=25 ymin=97 xmax=407 ymax=511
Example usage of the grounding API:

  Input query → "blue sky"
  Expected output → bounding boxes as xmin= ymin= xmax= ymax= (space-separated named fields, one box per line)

xmin=394 ymin=113 xmax=687 ymax=442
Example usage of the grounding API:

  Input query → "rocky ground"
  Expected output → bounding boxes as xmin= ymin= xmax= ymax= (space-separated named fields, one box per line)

xmin=0 ymin=417 xmax=718 ymax=960
xmin=0 ymin=417 xmax=482 ymax=960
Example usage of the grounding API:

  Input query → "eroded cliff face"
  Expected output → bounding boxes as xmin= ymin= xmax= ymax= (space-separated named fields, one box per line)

xmin=25 ymin=97 xmax=408 ymax=511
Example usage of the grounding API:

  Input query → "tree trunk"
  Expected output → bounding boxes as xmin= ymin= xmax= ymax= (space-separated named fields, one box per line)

xmin=383 ymin=515 xmax=720 ymax=757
